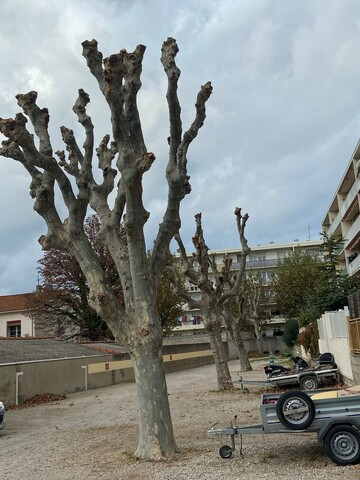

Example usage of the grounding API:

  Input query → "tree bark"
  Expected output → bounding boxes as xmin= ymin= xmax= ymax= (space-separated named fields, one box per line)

xmin=222 ymin=305 xmax=252 ymax=372
xmin=204 ymin=310 xmax=234 ymax=390
xmin=233 ymin=329 xmax=252 ymax=371
xmin=131 ymin=340 xmax=177 ymax=459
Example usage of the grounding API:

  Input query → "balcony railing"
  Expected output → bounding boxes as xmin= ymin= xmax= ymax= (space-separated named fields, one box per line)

xmin=232 ymin=258 xmax=284 ymax=270
xmin=347 ymin=253 xmax=360 ymax=276
xmin=327 ymin=178 xmax=360 ymax=237
xmin=344 ymin=214 xmax=360 ymax=250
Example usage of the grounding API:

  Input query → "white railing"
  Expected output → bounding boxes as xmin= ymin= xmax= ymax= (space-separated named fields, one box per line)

xmin=342 ymin=180 xmax=359 ymax=213
xmin=347 ymin=253 xmax=360 ymax=276
xmin=327 ymin=178 xmax=360 ymax=237
xmin=344 ymin=214 xmax=360 ymax=250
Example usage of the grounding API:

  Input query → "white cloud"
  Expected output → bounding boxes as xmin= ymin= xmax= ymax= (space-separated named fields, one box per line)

xmin=1 ymin=0 xmax=360 ymax=292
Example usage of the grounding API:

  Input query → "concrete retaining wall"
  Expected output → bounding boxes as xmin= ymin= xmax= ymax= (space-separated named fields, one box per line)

xmin=1 ymin=335 xmax=284 ymax=407
xmin=0 ymin=344 xmax=217 ymax=407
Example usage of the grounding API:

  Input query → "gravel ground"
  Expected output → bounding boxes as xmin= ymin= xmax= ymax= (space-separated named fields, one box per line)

xmin=1 ymin=359 xmax=360 ymax=480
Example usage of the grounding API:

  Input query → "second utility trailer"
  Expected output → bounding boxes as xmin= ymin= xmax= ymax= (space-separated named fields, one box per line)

xmin=233 ymin=363 xmax=338 ymax=392
xmin=208 ymin=388 xmax=360 ymax=466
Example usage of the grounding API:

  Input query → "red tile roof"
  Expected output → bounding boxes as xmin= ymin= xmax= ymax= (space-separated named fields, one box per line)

xmin=0 ymin=293 xmax=35 ymax=313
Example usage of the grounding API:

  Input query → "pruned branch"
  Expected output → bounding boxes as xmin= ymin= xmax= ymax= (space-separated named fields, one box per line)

xmin=81 ymin=39 xmax=104 ymax=92
xmin=163 ymin=265 xmax=201 ymax=310
xmin=16 ymin=91 xmax=52 ymax=156
xmin=174 ymin=232 xmax=199 ymax=285
xmin=161 ymin=37 xmax=182 ymax=165
xmin=93 ymin=134 xmax=118 ymax=211
xmin=177 ymin=81 xmax=212 ymax=173
xmin=122 ymin=45 xmax=147 ymax=152
xmin=151 ymin=40 xmax=212 ymax=285
xmin=57 ymin=127 xmax=83 ymax=175
xmin=220 ymin=208 xmax=251 ymax=303
xmin=73 ymin=89 xmax=94 ymax=169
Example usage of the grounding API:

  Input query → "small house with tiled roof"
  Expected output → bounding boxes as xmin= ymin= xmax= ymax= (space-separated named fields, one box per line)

xmin=0 ymin=293 xmax=35 ymax=337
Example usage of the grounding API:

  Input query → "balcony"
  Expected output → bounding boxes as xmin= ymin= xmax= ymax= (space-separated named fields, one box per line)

xmin=344 ymin=215 xmax=360 ymax=250
xmin=327 ymin=178 xmax=360 ymax=237
xmin=347 ymin=253 xmax=360 ymax=277
xmin=232 ymin=258 xmax=283 ymax=270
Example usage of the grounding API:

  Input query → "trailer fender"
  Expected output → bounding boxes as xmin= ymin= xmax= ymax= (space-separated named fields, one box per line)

xmin=317 ymin=417 xmax=360 ymax=444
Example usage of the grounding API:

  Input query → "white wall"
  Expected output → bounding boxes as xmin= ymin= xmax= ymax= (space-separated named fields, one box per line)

xmin=317 ymin=307 xmax=353 ymax=381
xmin=0 ymin=311 xmax=34 ymax=337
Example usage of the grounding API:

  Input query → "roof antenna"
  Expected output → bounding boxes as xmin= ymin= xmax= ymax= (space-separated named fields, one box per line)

xmin=307 ymin=225 xmax=311 ymax=241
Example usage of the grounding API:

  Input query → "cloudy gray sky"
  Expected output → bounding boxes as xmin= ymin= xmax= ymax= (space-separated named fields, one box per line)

xmin=1 ymin=0 xmax=360 ymax=295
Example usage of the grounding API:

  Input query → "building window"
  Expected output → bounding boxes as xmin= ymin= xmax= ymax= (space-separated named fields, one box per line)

xmin=248 ymin=254 xmax=266 ymax=262
xmin=305 ymin=248 xmax=321 ymax=257
xmin=189 ymin=284 xmax=199 ymax=292
xmin=7 ymin=321 xmax=21 ymax=337
xmin=259 ymin=271 xmax=273 ymax=283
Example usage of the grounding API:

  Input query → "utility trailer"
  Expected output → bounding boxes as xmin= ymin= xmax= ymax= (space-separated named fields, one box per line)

xmin=208 ymin=388 xmax=360 ymax=465
xmin=233 ymin=353 xmax=338 ymax=392
xmin=264 ymin=365 xmax=339 ymax=390
xmin=234 ymin=364 xmax=338 ymax=392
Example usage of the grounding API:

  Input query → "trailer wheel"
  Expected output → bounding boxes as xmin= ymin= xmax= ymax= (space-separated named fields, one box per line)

xmin=276 ymin=391 xmax=315 ymax=430
xmin=219 ymin=445 xmax=233 ymax=459
xmin=324 ymin=425 xmax=360 ymax=465
xmin=300 ymin=375 xmax=318 ymax=391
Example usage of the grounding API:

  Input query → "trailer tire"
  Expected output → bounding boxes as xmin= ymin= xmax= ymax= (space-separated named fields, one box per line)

xmin=300 ymin=375 xmax=318 ymax=391
xmin=219 ymin=445 xmax=233 ymax=459
xmin=276 ymin=391 xmax=315 ymax=430
xmin=324 ymin=425 xmax=360 ymax=465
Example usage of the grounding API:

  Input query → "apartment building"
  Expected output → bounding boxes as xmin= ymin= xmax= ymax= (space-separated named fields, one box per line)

xmin=175 ymin=239 xmax=323 ymax=336
xmin=322 ymin=140 xmax=360 ymax=278
xmin=321 ymin=139 xmax=360 ymax=382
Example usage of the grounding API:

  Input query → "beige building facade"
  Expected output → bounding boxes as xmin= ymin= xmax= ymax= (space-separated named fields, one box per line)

xmin=322 ymin=140 xmax=360 ymax=277
xmin=322 ymin=139 xmax=360 ymax=383
xmin=175 ymin=239 xmax=323 ymax=337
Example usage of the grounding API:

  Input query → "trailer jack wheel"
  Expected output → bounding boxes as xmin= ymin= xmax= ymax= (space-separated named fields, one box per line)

xmin=219 ymin=445 xmax=233 ymax=458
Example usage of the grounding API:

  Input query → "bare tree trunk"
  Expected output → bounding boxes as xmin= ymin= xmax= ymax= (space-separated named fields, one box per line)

xmin=205 ymin=311 xmax=234 ymax=390
xmin=132 ymin=339 xmax=177 ymax=459
xmin=223 ymin=307 xmax=252 ymax=372
xmin=256 ymin=333 xmax=264 ymax=356
xmin=233 ymin=329 xmax=252 ymax=371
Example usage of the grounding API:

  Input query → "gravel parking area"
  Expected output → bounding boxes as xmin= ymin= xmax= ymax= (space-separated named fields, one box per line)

xmin=2 ymin=360 xmax=360 ymax=479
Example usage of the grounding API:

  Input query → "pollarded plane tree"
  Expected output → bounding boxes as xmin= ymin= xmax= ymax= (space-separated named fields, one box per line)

xmin=173 ymin=208 xmax=251 ymax=389
xmin=222 ymin=270 xmax=267 ymax=370
xmin=0 ymin=38 xmax=212 ymax=460
xmin=221 ymin=261 xmax=254 ymax=372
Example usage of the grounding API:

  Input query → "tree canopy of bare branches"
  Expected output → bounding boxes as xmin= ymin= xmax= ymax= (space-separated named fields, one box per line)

xmin=0 ymin=38 xmax=212 ymax=460
xmin=174 ymin=208 xmax=251 ymax=388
